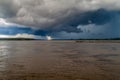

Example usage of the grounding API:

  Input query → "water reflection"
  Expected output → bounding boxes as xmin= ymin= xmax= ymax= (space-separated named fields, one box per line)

xmin=0 ymin=42 xmax=10 ymax=79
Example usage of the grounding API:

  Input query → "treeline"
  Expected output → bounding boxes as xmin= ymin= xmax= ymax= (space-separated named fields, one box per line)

xmin=78 ymin=38 xmax=120 ymax=40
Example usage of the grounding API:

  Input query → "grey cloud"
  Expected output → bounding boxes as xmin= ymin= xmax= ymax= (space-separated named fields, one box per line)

xmin=0 ymin=0 xmax=19 ymax=18
xmin=54 ymin=23 xmax=120 ymax=39
xmin=0 ymin=0 xmax=120 ymax=28
xmin=0 ymin=0 xmax=120 ymax=39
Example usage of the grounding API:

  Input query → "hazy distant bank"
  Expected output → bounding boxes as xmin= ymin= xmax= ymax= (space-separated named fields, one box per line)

xmin=75 ymin=40 xmax=120 ymax=43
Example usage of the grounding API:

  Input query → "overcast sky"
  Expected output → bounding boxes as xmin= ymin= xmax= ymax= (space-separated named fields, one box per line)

xmin=0 ymin=0 xmax=120 ymax=39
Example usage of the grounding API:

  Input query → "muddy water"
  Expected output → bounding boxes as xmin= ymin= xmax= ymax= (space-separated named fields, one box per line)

xmin=0 ymin=41 xmax=120 ymax=80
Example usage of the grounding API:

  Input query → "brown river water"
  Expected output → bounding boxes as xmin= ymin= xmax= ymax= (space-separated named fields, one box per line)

xmin=0 ymin=41 xmax=120 ymax=80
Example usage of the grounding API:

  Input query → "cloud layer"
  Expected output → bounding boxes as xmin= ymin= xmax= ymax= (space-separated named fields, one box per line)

xmin=0 ymin=0 xmax=120 ymax=39
xmin=0 ymin=0 xmax=120 ymax=28
xmin=0 ymin=33 xmax=36 ymax=39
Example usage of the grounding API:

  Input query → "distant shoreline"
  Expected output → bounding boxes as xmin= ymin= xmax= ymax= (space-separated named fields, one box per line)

xmin=75 ymin=40 xmax=120 ymax=43
xmin=0 ymin=38 xmax=120 ymax=41
xmin=0 ymin=39 xmax=120 ymax=43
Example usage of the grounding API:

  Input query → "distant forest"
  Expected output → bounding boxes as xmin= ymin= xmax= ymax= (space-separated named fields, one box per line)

xmin=78 ymin=38 xmax=120 ymax=40
xmin=0 ymin=38 xmax=119 ymax=40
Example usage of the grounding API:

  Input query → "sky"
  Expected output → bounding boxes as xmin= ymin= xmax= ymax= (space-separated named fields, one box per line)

xmin=0 ymin=0 xmax=120 ymax=39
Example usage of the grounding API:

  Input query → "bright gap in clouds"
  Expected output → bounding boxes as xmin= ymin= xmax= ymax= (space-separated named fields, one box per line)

xmin=0 ymin=18 xmax=47 ymax=40
xmin=46 ymin=36 xmax=52 ymax=40
xmin=0 ymin=34 xmax=53 ymax=40
xmin=0 ymin=35 xmax=10 ymax=38
xmin=0 ymin=18 xmax=36 ymax=39
xmin=0 ymin=18 xmax=53 ymax=40
xmin=0 ymin=34 xmax=35 ymax=39
xmin=0 ymin=18 xmax=11 ymax=26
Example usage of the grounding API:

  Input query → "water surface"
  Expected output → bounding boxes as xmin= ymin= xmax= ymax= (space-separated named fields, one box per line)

xmin=0 ymin=41 xmax=120 ymax=80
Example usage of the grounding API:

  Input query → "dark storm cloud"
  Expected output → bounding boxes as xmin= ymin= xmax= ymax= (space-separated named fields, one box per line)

xmin=0 ymin=0 xmax=120 ymax=39
xmin=0 ymin=0 xmax=120 ymax=27
xmin=0 ymin=0 xmax=19 ymax=18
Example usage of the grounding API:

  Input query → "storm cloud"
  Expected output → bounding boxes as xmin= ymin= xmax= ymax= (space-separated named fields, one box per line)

xmin=0 ymin=0 xmax=120 ymax=39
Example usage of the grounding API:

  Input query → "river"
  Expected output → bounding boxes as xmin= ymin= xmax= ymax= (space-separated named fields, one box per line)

xmin=0 ymin=41 xmax=120 ymax=80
